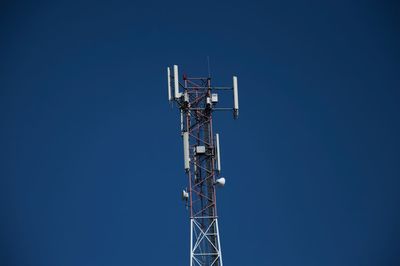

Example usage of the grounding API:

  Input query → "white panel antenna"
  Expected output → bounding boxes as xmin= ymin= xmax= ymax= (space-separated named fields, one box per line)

xmin=174 ymin=65 xmax=182 ymax=99
xmin=180 ymin=110 xmax=183 ymax=132
xmin=183 ymin=131 xmax=190 ymax=170
xmin=215 ymin=133 xmax=221 ymax=172
xmin=233 ymin=76 xmax=239 ymax=118
xmin=167 ymin=67 xmax=172 ymax=101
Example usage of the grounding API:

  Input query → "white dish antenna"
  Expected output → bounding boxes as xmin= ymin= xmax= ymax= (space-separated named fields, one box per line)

xmin=215 ymin=177 xmax=226 ymax=187
xmin=233 ymin=76 xmax=239 ymax=118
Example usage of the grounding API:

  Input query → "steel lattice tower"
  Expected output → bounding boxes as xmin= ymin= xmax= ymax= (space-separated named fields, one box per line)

xmin=167 ymin=65 xmax=239 ymax=266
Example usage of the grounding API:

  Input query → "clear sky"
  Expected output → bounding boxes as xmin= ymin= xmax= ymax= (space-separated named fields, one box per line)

xmin=1 ymin=1 xmax=399 ymax=265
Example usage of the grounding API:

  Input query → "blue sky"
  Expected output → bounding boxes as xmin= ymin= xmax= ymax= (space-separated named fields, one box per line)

xmin=1 ymin=1 xmax=399 ymax=265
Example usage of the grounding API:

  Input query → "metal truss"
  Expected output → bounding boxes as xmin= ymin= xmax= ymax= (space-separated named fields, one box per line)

xmin=183 ymin=77 xmax=223 ymax=266
xmin=191 ymin=218 xmax=223 ymax=266
xmin=168 ymin=65 xmax=238 ymax=266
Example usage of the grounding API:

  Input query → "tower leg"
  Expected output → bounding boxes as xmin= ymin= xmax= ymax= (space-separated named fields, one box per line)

xmin=190 ymin=218 xmax=193 ymax=266
xmin=215 ymin=219 xmax=223 ymax=266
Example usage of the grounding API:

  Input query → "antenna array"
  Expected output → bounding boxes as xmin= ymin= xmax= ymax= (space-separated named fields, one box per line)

xmin=167 ymin=64 xmax=239 ymax=266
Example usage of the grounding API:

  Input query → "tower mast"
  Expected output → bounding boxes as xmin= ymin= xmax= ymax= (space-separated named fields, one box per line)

xmin=167 ymin=64 xmax=239 ymax=266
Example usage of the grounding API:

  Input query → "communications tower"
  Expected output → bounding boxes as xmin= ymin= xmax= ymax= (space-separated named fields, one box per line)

xmin=167 ymin=64 xmax=239 ymax=266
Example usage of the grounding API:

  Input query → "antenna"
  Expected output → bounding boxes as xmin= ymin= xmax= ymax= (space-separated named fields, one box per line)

xmin=167 ymin=67 xmax=172 ymax=101
xmin=215 ymin=177 xmax=226 ymax=187
xmin=183 ymin=131 xmax=189 ymax=171
xmin=174 ymin=65 xmax=181 ymax=99
xmin=215 ymin=133 xmax=221 ymax=172
xmin=233 ymin=76 xmax=239 ymax=119
xmin=167 ymin=63 xmax=240 ymax=266
xmin=180 ymin=110 xmax=183 ymax=132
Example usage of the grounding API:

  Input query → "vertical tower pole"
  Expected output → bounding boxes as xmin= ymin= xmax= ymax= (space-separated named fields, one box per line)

xmin=167 ymin=65 xmax=239 ymax=266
